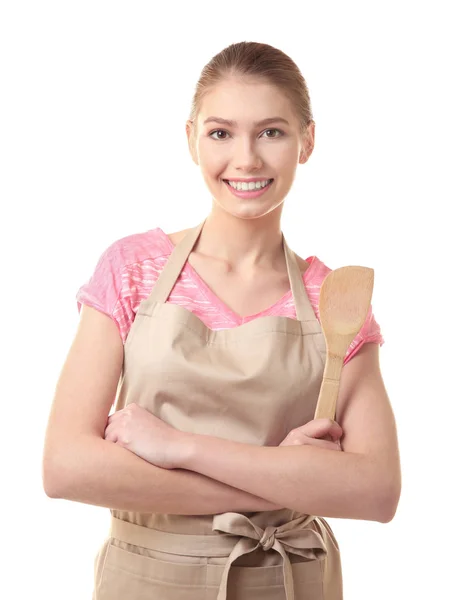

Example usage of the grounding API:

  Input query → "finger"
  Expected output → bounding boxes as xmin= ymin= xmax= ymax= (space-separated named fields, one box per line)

xmin=103 ymin=424 xmax=118 ymax=443
xmin=104 ymin=414 xmax=115 ymax=430
xmin=302 ymin=418 xmax=342 ymax=439
xmin=328 ymin=421 xmax=343 ymax=440
xmin=324 ymin=429 xmax=342 ymax=442
xmin=324 ymin=419 xmax=343 ymax=439
xmin=106 ymin=411 xmax=118 ymax=423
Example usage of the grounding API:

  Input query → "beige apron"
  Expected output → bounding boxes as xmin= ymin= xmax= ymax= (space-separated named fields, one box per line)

xmin=92 ymin=220 xmax=343 ymax=600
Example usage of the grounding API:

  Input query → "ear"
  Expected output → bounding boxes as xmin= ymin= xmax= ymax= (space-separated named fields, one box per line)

xmin=299 ymin=120 xmax=315 ymax=164
xmin=186 ymin=120 xmax=199 ymax=165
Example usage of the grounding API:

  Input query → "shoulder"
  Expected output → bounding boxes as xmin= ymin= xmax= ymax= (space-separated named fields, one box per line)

xmin=295 ymin=255 xmax=385 ymax=363
xmin=294 ymin=253 xmax=332 ymax=289
xmin=96 ymin=226 xmax=172 ymax=268
xmin=75 ymin=227 xmax=173 ymax=342
xmin=76 ymin=225 xmax=175 ymax=299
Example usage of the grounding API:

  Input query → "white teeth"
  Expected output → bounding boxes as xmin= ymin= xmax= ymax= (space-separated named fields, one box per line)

xmin=227 ymin=179 xmax=271 ymax=191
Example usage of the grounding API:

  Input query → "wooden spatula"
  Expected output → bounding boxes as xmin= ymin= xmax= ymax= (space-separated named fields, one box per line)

xmin=314 ymin=266 xmax=374 ymax=421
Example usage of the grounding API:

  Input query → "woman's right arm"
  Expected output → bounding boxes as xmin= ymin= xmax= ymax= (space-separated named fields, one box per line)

xmin=42 ymin=305 xmax=281 ymax=514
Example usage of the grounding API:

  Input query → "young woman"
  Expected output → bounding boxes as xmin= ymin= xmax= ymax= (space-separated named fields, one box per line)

xmin=43 ymin=41 xmax=401 ymax=600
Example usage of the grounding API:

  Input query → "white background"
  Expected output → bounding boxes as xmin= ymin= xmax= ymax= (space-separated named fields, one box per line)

xmin=1 ymin=1 xmax=450 ymax=598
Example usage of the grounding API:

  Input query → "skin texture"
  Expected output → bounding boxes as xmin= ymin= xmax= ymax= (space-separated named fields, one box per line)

xmin=104 ymin=406 xmax=343 ymax=469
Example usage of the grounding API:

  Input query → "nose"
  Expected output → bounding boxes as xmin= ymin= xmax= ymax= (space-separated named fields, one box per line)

xmin=233 ymin=139 xmax=263 ymax=172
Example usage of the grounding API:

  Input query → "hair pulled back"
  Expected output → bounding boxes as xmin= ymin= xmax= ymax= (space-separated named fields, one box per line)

xmin=188 ymin=41 xmax=314 ymax=143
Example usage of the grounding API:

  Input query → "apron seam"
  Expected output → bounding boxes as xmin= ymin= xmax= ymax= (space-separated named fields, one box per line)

xmin=135 ymin=313 xmax=319 ymax=345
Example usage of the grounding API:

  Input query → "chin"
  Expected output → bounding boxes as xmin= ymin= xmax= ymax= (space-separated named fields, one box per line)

xmin=214 ymin=201 xmax=281 ymax=221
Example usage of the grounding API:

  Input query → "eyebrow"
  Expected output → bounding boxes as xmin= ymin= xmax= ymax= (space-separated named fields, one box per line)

xmin=203 ymin=116 xmax=290 ymax=127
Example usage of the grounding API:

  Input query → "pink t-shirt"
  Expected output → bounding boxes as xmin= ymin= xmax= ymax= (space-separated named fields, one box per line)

xmin=76 ymin=227 xmax=384 ymax=365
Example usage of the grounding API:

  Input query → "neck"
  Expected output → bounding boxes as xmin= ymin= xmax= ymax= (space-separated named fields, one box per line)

xmin=195 ymin=206 xmax=287 ymax=272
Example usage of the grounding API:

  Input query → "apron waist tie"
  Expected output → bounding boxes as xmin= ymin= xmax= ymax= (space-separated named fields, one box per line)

xmin=109 ymin=512 xmax=327 ymax=600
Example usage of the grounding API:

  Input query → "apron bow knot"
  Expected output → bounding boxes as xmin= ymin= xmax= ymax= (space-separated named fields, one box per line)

xmin=259 ymin=525 xmax=277 ymax=551
xmin=212 ymin=512 xmax=327 ymax=600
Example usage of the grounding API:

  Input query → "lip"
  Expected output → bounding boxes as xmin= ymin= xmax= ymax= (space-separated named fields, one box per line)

xmin=223 ymin=177 xmax=274 ymax=183
xmin=223 ymin=178 xmax=274 ymax=199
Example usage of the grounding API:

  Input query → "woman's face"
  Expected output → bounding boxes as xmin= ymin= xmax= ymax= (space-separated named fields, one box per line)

xmin=186 ymin=76 xmax=314 ymax=220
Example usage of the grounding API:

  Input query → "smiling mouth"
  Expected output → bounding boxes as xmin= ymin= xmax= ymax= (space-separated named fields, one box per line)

xmin=222 ymin=178 xmax=275 ymax=198
xmin=222 ymin=178 xmax=274 ymax=188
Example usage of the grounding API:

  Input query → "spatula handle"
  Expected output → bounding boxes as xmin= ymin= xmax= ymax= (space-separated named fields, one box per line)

xmin=314 ymin=377 xmax=340 ymax=421
xmin=314 ymin=353 xmax=344 ymax=420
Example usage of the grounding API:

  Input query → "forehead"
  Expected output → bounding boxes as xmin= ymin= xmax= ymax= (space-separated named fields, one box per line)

xmin=198 ymin=78 xmax=295 ymax=125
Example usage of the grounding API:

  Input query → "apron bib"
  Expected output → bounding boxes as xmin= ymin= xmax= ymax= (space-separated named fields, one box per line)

xmin=93 ymin=220 xmax=343 ymax=600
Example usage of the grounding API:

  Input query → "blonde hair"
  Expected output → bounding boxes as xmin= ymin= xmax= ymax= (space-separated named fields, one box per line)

xmin=188 ymin=41 xmax=314 ymax=144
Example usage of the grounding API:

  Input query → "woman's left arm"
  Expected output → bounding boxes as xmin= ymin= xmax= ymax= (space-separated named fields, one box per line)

xmin=181 ymin=342 xmax=402 ymax=523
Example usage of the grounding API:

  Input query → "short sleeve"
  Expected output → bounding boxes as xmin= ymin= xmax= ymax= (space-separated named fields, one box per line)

xmin=343 ymin=304 xmax=385 ymax=365
xmin=76 ymin=239 xmax=130 ymax=342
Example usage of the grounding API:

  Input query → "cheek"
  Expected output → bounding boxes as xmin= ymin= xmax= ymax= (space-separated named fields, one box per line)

xmin=273 ymin=146 xmax=298 ymax=167
xmin=199 ymin=153 xmax=227 ymax=178
xmin=197 ymin=138 xmax=223 ymax=162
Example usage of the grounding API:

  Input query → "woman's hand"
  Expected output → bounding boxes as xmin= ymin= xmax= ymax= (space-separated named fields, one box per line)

xmin=104 ymin=402 xmax=188 ymax=469
xmin=279 ymin=418 xmax=343 ymax=451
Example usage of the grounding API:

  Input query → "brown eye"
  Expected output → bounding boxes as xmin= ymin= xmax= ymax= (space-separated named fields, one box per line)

xmin=209 ymin=129 xmax=229 ymax=140
xmin=263 ymin=129 xmax=283 ymax=138
xmin=208 ymin=128 xmax=283 ymax=141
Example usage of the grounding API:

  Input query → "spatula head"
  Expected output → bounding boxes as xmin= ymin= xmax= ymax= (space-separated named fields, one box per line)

xmin=319 ymin=266 xmax=374 ymax=356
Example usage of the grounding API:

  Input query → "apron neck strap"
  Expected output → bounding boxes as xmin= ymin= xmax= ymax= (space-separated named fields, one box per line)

xmin=282 ymin=237 xmax=313 ymax=321
xmin=149 ymin=220 xmax=314 ymax=322
xmin=148 ymin=219 xmax=206 ymax=305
